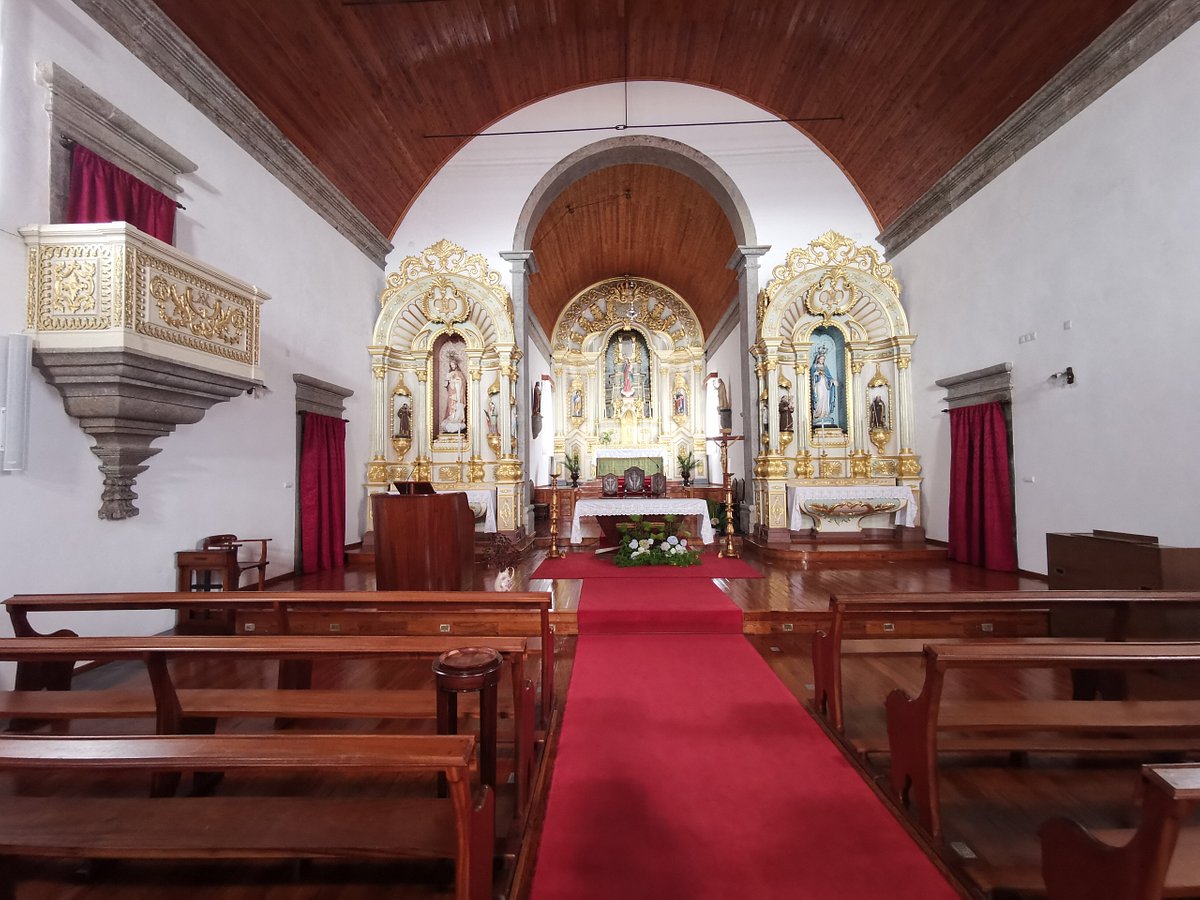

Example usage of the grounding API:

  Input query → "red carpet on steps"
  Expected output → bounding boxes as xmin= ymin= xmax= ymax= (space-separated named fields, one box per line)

xmin=577 ymin=578 xmax=743 ymax=634
xmin=531 ymin=551 xmax=762 ymax=580
xmin=532 ymin=634 xmax=956 ymax=899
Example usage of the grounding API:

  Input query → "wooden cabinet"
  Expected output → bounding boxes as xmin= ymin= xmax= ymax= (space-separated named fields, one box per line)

xmin=1046 ymin=531 xmax=1200 ymax=591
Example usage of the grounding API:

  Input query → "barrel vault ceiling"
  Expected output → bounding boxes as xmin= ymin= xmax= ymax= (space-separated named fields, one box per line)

xmin=147 ymin=0 xmax=1137 ymax=337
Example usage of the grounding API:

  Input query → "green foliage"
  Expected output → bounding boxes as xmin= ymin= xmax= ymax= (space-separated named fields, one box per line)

xmin=706 ymin=498 xmax=728 ymax=535
xmin=563 ymin=451 xmax=581 ymax=477
xmin=613 ymin=515 xmax=702 ymax=568
xmin=676 ymin=450 xmax=697 ymax=475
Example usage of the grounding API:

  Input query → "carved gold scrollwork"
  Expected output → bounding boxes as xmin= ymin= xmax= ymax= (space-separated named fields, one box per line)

xmin=51 ymin=261 xmax=98 ymax=315
xmin=151 ymin=276 xmax=246 ymax=346
xmin=421 ymin=276 xmax=470 ymax=324
xmin=804 ymin=269 xmax=857 ymax=322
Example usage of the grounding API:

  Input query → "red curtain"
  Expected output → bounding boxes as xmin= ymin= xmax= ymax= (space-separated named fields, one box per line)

xmin=66 ymin=144 xmax=177 ymax=244
xmin=299 ymin=413 xmax=347 ymax=574
xmin=947 ymin=402 xmax=1017 ymax=571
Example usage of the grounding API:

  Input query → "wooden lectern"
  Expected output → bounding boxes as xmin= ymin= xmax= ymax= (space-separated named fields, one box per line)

xmin=372 ymin=492 xmax=475 ymax=591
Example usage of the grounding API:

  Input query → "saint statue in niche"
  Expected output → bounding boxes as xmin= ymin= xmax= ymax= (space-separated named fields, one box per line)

xmin=395 ymin=400 xmax=412 ymax=439
xmin=531 ymin=381 xmax=543 ymax=439
xmin=673 ymin=386 xmax=687 ymax=416
xmin=438 ymin=345 xmax=467 ymax=435
xmin=485 ymin=396 xmax=499 ymax=435
xmin=779 ymin=391 xmax=794 ymax=432
xmin=870 ymin=394 xmax=887 ymax=430
xmin=810 ymin=330 xmax=843 ymax=429
xmin=571 ymin=389 xmax=583 ymax=419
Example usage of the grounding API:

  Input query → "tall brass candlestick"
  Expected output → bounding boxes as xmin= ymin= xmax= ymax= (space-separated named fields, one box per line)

xmin=546 ymin=471 xmax=566 ymax=559
xmin=707 ymin=434 xmax=744 ymax=559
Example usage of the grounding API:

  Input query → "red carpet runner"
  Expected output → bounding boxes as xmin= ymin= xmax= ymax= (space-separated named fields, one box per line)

xmin=578 ymin=578 xmax=743 ymax=634
xmin=531 ymin=582 xmax=956 ymax=898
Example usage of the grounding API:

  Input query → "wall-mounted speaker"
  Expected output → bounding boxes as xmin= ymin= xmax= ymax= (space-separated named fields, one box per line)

xmin=1 ymin=334 xmax=32 ymax=472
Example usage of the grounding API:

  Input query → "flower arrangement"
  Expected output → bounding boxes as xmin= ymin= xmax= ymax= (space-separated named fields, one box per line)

xmin=677 ymin=450 xmax=697 ymax=485
xmin=614 ymin=515 xmax=702 ymax=568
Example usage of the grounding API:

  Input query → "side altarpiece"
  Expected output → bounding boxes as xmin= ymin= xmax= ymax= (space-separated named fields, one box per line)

xmin=365 ymin=240 xmax=525 ymax=536
xmin=752 ymin=231 xmax=923 ymax=542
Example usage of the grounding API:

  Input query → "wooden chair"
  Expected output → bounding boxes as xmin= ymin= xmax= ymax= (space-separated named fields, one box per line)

xmin=623 ymin=465 xmax=646 ymax=495
xmin=649 ymin=472 xmax=667 ymax=497
xmin=201 ymin=535 xmax=270 ymax=591
xmin=601 ymin=473 xmax=619 ymax=497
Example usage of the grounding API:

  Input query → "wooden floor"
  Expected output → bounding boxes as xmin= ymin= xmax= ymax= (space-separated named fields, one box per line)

xmin=11 ymin=542 xmax=1159 ymax=900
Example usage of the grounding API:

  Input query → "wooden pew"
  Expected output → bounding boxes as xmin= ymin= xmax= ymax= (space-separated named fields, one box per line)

xmin=5 ymin=589 xmax=557 ymax=724
xmin=885 ymin=641 xmax=1200 ymax=837
xmin=0 ymin=732 xmax=492 ymax=900
xmin=1040 ymin=763 xmax=1200 ymax=900
xmin=0 ymin=635 xmax=535 ymax=811
xmin=812 ymin=591 xmax=1200 ymax=736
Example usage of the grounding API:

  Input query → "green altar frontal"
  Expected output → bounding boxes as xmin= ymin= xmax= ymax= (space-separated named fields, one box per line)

xmin=595 ymin=455 xmax=663 ymax=476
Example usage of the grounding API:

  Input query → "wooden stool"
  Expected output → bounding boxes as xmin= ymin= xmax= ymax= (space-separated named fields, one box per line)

xmin=433 ymin=647 xmax=502 ymax=793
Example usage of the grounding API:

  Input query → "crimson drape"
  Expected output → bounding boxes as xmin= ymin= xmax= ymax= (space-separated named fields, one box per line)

xmin=947 ymin=402 xmax=1017 ymax=571
xmin=66 ymin=145 xmax=177 ymax=244
xmin=299 ymin=413 xmax=346 ymax=574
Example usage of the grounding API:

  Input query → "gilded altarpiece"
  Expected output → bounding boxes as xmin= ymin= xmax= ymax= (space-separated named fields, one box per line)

xmin=366 ymin=240 xmax=524 ymax=537
xmin=754 ymin=232 xmax=923 ymax=542
xmin=551 ymin=277 xmax=705 ymax=481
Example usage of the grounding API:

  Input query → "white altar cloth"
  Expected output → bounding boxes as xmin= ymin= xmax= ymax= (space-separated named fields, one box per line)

xmin=451 ymin=489 xmax=497 ymax=533
xmin=571 ymin=498 xmax=715 ymax=545
xmin=788 ymin=485 xmax=916 ymax=530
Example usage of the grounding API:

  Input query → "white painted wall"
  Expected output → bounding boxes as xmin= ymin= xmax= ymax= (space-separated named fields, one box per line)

xmin=894 ymin=22 xmax=1200 ymax=575
xmin=0 ymin=0 xmax=382 ymax=680
xmin=525 ymin=338 xmax=554 ymax=485
xmin=390 ymin=80 xmax=880 ymax=312
xmin=704 ymin=328 xmax=747 ymax=483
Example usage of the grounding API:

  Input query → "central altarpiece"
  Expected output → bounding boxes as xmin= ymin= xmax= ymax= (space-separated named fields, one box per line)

xmin=551 ymin=277 xmax=706 ymax=482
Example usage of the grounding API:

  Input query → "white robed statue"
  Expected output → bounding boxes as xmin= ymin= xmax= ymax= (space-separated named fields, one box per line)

xmin=440 ymin=357 xmax=467 ymax=434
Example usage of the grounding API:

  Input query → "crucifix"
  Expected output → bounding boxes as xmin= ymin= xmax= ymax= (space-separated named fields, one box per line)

xmin=706 ymin=433 xmax=745 ymax=558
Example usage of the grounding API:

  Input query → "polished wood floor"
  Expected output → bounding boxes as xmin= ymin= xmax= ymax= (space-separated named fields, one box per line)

xmin=12 ymin=543 xmax=1164 ymax=899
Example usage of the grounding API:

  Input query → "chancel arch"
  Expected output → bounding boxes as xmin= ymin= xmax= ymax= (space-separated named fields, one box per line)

xmin=550 ymin=277 xmax=705 ymax=481
xmin=366 ymin=239 xmax=525 ymax=536
xmin=754 ymin=231 xmax=923 ymax=543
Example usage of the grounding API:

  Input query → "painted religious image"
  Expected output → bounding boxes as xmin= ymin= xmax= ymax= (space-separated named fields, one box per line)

xmin=437 ymin=338 xmax=468 ymax=435
xmin=810 ymin=327 xmax=846 ymax=430
xmin=571 ymin=388 xmax=584 ymax=419
xmin=673 ymin=384 xmax=687 ymax=416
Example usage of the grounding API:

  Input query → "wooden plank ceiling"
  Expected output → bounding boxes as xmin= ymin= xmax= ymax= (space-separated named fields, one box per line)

xmin=150 ymin=0 xmax=1136 ymax=336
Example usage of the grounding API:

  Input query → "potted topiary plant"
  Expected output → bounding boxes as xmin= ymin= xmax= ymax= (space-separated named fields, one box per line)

xmin=563 ymin=451 xmax=582 ymax=488
xmin=677 ymin=450 xmax=697 ymax=487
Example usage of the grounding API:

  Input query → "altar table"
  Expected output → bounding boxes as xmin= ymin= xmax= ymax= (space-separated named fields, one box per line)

xmin=571 ymin=498 xmax=715 ymax=545
xmin=787 ymin=485 xmax=916 ymax=532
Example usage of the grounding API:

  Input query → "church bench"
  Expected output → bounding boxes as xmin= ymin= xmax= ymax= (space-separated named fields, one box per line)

xmin=1040 ymin=763 xmax=1200 ymax=900
xmin=5 ymin=589 xmax=556 ymax=724
xmin=0 ymin=634 xmax=535 ymax=811
xmin=885 ymin=641 xmax=1200 ymax=837
xmin=0 ymin=732 xmax=492 ymax=900
xmin=812 ymin=590 xmax=1200 ymax=736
